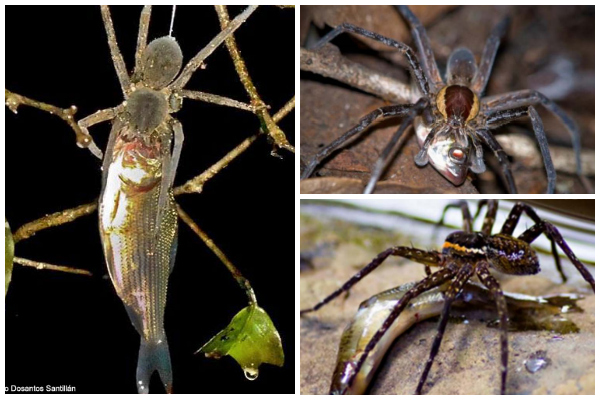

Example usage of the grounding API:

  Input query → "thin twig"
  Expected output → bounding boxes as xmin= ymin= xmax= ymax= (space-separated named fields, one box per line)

xmin=215 ymin=5 xmax=294 ymax=154
xmin=14 ymin=257 xmax=92 ymax=276
xmin=176 ymin=204 xmax=257 ymax=305
xmin=301 ymin=46 xmax=412 ymax=103
xmin=13 ymin=202 xmax=98 ymax=243
xmin=5 ymin=89 xmax=95 ymax=150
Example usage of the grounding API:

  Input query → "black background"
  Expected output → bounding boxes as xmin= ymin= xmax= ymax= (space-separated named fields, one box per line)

xmin=6 ymin=6 xmax=294 ymax=394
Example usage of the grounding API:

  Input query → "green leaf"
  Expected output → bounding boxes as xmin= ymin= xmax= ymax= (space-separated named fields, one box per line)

xmin=6 ymin=219 xmax=14 ymax=296
xmin=198 ymin=304 xmax=284 ymax=380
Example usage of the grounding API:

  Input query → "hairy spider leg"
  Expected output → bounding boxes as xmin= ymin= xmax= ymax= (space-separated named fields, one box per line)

xmin=300 ymin=246 xmax=443 ymax=315
xmin=475 ymin=199 xmax=499 ymax=235
xmin=301 ymin=105 xmax=413 ymax=179
xmin=518 ymin=220 xmax=594 ymax=291
xmin=486 ymin=106 xmax=556 ymax=193
xmin=413 ymin=124 xmax=442 ymax=166
xmin=502 ymin=202 xmax=574 ymax=284
xmin=483 ymin=89 xmax=590 ymax=192
xmin=471 ymin=17 xmax=510 ymax=96
xmin=395 ymin=6 xmax=444 ymax=90
xmin=344 ymin=267 xmax=456 ymax=393
xmin=134 ymin=6 xmax=152 ymax=78
xmin=170 ymin=5 xmax=258 ymax=90
xmin=475 ymin=129 xmax=517 ymax=193
xmin=310 ymin=22 xmax=431 ymax=97
xmin=437 ymin=200 xmax=474 ymax=233
xmin=101 ymin=6 xmax=133 ymax=97
xmin=77 ymin=106 xmax=124 ymax=159
xmin=364 ymin=98 xmax=428 ymax=194
xmin=475 ymin=262 xmax=508 ymax=395
xmin=416 ymin=263 xmax=475 ymax=394
xmin=181 ymin=90 xmax=254 ymax=112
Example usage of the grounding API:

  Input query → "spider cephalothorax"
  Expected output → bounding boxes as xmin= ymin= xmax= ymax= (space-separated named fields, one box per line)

xmin=301 ymin=6 xmax=588 ymax=194
xmin=301 ymin=200 xmax=594 ymax=394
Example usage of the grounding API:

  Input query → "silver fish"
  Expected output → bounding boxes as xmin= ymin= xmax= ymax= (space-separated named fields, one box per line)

xmin=330 ymin=281 xmax=583 ymax=394
xmin=99 ymin=119 xmax=178 ymax=394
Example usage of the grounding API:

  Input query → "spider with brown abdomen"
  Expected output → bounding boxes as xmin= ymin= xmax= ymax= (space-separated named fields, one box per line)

xmin=300 ymin=200 xmax=595 ymax=394
xmin=301 ymin=6 xmax=590 ymax=194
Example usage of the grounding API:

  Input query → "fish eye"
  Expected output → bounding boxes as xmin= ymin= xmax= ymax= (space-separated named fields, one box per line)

xmin=449 ymin=147 xmax=467 ymax=163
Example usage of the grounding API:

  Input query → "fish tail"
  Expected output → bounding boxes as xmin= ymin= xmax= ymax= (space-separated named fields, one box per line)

xmin=136 ymin=334 xmax=173 ymax=394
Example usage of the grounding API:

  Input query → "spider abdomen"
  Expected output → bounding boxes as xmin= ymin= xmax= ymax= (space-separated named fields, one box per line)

xmin=485 ymin=234 xmax=540 ymax=275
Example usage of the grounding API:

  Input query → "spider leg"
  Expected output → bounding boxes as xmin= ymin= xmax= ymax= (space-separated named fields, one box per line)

xmin=416 ymin=263 xmax=475 ymax=394
xmin=486 ymin=106 xmax=556 ymax=193
xmin=467 ymin=132 xmax=486 ymax=173
xmin=170 ymin=5 xmax=258 ymax=90
xmin=476 ymin=262 xmax=508 ymax=395
xmin=502 ymin=203 xmax=568 ymax=283
xmin=475 ymin=199 xmax=499 ymax=235
xmin=414 ymin=124 xmax=441 ymax=166
xmin=133 ymin=6 xmax=152 ymax=78
xmin=395 ymin=6 xmax=444 ymax=90
xmin=168 ymin=120 xmax=184 ymax=189
xmin=471 ymin=17 xmax=509 ymax=96
xmin=436 ymin=200 xmax=473 ymax=233
xmin=155 ymin=119 xmax=184 ymax=230
xmin=364 ymin=98 xmax=428 ymax=194
xmin=310 ymin=23 xmax=431 ymax=96
xmin=153 ymin=119 xmax=182 ymax=235
xmin=519 ymin=221 xmax=594 ymax=291
xmin=483 ymin=89 xmax=590 ymax=192
xmin=181 ymin=90 xmax=254 ymax=112
xmin=100 ymin=118 xmax=125 ymax=195
xmin=100 ymin=6 xmax=133 ymax=97
xmin=301 ymin=105 xmax=413 ymax=179
xmin=300 ymin=246 xmax=443 ymax=314
xmin=78 ymin=106 xmax=125 ymax=160
xmin=344 ymin=267 xmax=456 ymax=392
xmin=475 ymin=129 xmax=517 ymax=193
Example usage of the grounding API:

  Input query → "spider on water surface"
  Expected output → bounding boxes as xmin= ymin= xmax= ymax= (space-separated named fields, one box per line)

xmin=301 ymin=6 xmax=591 ymax=194
xmin=301 ymin=200 xmax=595 ymax=394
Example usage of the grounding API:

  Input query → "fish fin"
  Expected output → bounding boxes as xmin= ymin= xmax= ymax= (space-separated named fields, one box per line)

xmin=136 ymin=335 xmax=173 ymax=394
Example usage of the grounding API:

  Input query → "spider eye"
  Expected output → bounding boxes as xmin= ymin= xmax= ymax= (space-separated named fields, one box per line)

xmin=449 ymin=147 xmax=467 ymax=163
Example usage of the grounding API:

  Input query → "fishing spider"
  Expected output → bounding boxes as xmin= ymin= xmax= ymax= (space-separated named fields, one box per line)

xmin=301 ymin=6 xmax=585 ymax=194
xmin=301 ymin=200 xmax=595 ymax=394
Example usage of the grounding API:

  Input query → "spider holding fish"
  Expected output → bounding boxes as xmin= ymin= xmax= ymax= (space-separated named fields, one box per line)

xmin=301 ymin=200 xmax=594 ymax=394
xmin=6 ymin=6 xmax=293 ymax=394
xmin=300 ymin=6 xmax=593 ymax=193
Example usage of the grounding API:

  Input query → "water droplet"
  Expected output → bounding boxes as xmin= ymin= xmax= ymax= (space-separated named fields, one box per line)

xmin=524 ymin=350 xmax=550 ymax=373
xmin=244 ymin=367 xmax=259 ymax=381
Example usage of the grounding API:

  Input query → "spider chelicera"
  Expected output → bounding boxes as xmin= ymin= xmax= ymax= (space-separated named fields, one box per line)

xmin=301 ymin=6 xmax=587 ymax=194
xmin=301 ymin=200 xmax=595 ymax=394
